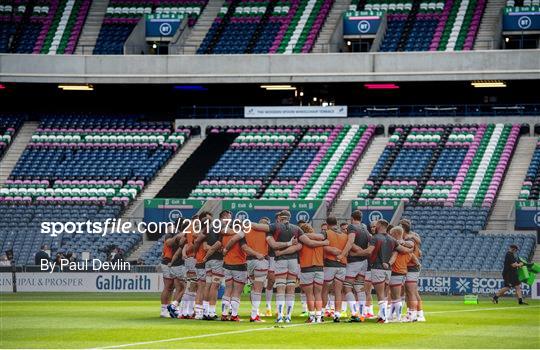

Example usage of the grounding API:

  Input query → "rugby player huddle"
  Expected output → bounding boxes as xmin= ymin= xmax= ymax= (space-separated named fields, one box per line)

xmin=159 ymin=209 xmax=425 ymax=324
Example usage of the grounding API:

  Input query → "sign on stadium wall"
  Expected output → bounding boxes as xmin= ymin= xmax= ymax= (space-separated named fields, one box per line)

xmin=244 ymin=106 xmax=348 ymax=118
xmin=145 ymin=13 xmax=182 ymax=38
xmin=503 ymin=6 xmax=540 ymax=31
xmin=351 ymin=199 xmax=400 ymax=226
xmin=418 ymin=276 xmax=531 ymax=296
xmin=222 ymin=200 xmax=323 ymax=224
xmin=0 ymin=273 xmax=162 ymax=293
xmin=343 ymin=11 xmax=383 ymax=36
xmin=514 ymin=200 xmax=540 ymax=230
xmin=144 ymin=199 xmax=206 ymax=223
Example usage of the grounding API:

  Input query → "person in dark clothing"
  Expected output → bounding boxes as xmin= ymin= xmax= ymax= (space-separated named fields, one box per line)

xmin=492 ymin=244 xmax=527 ymax=305
xmin=34 ymin=245 xmax=50 ymax=266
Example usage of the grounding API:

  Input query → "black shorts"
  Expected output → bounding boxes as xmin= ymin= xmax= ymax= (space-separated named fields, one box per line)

xmin=503 ymin=272 xmax=520 ymax=288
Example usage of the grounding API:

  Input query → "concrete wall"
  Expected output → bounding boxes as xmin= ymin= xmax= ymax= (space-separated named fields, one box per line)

xmin=0 ymin=50 xmax=539 ymax=84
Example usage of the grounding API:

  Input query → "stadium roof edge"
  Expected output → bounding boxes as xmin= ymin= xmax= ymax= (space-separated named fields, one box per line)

xmin=0 ymin=50 xmax=539 ymax=84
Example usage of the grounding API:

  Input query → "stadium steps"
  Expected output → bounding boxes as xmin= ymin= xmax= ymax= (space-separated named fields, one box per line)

xmin=312 ymin=0 xmax=352 ymax=53
xmin=533 ymin=245 xmax=540 ymax=263
xmin=125 ymin=239 xmax=156 ymax=262
xmin=0 ymin=121 xmax=39 ymax=186
xmin=157 ymin=132 xmax=237 ymax=198
xmin=75 ymin=0 xmax=110 ymax=54
xmin=485 ymin=136 xmax=538 ymax=231
xmin=182 ymin=0 xmax=224 ymax=54
xmin=331 ymin=136 xmax=389 ymax=218
xmin=121 ymin=137 xmax=204 ymax=220
xmin=473 ymin=0 xmax=505 ymax=50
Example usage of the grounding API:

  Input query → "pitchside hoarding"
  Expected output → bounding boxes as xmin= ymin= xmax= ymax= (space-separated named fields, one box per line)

xmin=244 ymin=106 xmax=348 ymax=118
xmin=351 ymin=199 xmax=400 ymax=226
xmin=0 ymin=273 xmax=162 ymax=293
xmin=503 ymin=6 xmax=540 ymax=31
xmin=145 ymin=13 xmax=182 ymax=38
xmin=514 ymin=200 xmax=540 ymax=230
xmin=222 ymin=200 xmax=322 ymax=224
xmin=343 ymin=11 xmax=383 ymax=36
xmin=418 ymin=276 xmax=532 ymax=297
xmin=143 ymin=198 xmax=205 ymax=223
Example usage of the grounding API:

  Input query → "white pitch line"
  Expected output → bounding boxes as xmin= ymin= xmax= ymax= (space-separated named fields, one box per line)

xmin=95 ymin=322 xmax=315 ymax=349
xmin=95 ymin=305 xmax=539 ymax=349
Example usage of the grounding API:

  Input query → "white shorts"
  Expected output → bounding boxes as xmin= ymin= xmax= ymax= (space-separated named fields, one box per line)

xmin=371 ymin=269 xmax=391 ymax=285
xmin=224 ymin=268 xmax=248 ymax=284
xmin=274 ymin=258 xmax=300 ymax=279
xmin=161 ymin=264 xmax=173 ymax=279
xmin=300 ymin=270 xmax=324 ymax=286
xmin=324 ymin=266 xmax=346 ymax=282
xmin=196 ymin=267 xmax=206 ymax=281
xmin=205 ymin=259 xmax=224 ymax=277
xmin=170 ymin=265 xmax=186 ymax=280
xmin=364 ymin=270 xmax=372 ymax=283
xmin=346 ymin=260 xmax=368 ymax=279
xmin=185 ymin=257 xmax=196 ymax=273
xmin=406 ymin=271 xmax=420 ymax=284
xmin=247 ymin=259 xmax=269 ymax=280
xmin=268 ymin=256 xmax=275 ymax=273
xmin=389 ymin=274 xmax=406 ymax=287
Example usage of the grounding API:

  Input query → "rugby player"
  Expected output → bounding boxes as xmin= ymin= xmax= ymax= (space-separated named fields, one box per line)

xmin=222 ymin=217 xmax=270 ymax=322
xmin=192 ymin=211 xmax=213 ymax=320
xmin=322 ymin=216 xmax=350 ymax=322
xmin=178 ymin=215 xmax=200 ymax=318
xmin=252 ymin=210 xmax=302 ymax=323
xmin=400 ymin=219 xmax=425 ymax=322
xmin=166 ymin=219 xmax=189 ymax=318
xmin=363 ymin=219 xmax=412 ymax=323
xmin=344 ymin=210 xmax=371 ymax=321
xmin=388 ymin=226 xmax=419 ymax=322
xmin=160 ymin=223 xmax=182 ymax=318
xmin=492 ymin=244 xmax=527 ymax=305
xmin=221 ymin=222 xmax=249 ymax=322
xmin=297 ymin=222 xmax=329 ymax=323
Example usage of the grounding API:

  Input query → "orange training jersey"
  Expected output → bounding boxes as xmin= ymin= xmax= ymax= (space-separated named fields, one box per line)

xmin=222 ymin=234 xmax=247 ymax=266
xmin=195 ymin=235 xmax=206 ymax=264
xmin=324 ymin=229 xmax=348 ymax=264
xmin=392 ymin=252 xmax=412 ymax=274
xmin=245 ymin=229 xmax=268 ymax=257
xmin=299 ymin=244 xmax=324 ymax=269
xmin=185 ymin=226 xmax=195 ymax=258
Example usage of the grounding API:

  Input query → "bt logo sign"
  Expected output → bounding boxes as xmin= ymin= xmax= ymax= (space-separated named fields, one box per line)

xmin=357 ymin=20 xmax=371 ymax=33
xmin=159 ymin=22 xmax=173 ymax=36
xmin=518 ymin=16 xmax=532 ymax=30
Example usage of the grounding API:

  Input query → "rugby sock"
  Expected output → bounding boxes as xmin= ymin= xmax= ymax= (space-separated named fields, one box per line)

xmin=203 ymin=301 xmax=209 ymax=316
xmin=172 ymin=300 xmax=179 ymax=307
xmin=378 ymin=301 xmax=387 ymax=320
xmin=221 ymin=297 xmax=231 ymax=316
xmin=356 ymin=291 xmax=366 ymax=316
xmin=328 ymin=294 xmax=335 ymax=311
xmin=265 ymin=288 xmax=273 ymax=310
xmin=410 ymin=310 xmax=418 ymax=321
xmin=194 ymin=304 xmax=203 ymax=318
xmin=341 ymin=301 xmax=347 ymax=313
xmin=300 ymin=293 xmax=308 ymax=312
xmin=334 ymin=311 xmax=341 ymax=319
xmin=285 ymin=293 xmax=295 ymax=319
xmin=209 ymin=305 xmax=216 ymax=317
xmin=231 ymin=297 xmax=240 ymax=317
xmin=161 ymin=304 xmax=167 ymax=311
xmin=346 ymin=292 xmax=358 ymax=316
xmin=396 ymin=302 xmax=403 ymax=321
xmin=276 ymin=292 xmax=285 ymax=318
xmin=251 ymin=292 xmax=262 ymax=319
xmin=368 ymin=305 xmax=374 ymax=315
xmin=187 ymin=292 xmax=196 ymax=315
xmin=390 ymin=300 xmax=398 ymax=320
xmin=418 ymin=309 xmax=424 ymax=319
xmin=315 ymin=310 xmax=322 ymax=322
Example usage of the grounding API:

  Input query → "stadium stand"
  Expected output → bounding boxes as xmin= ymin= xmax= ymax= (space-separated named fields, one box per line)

xmin=358 ymin=123 xmax=521 ymax=207
xmin=197 ymin=0 xmax=333 ymax=53
xmin=0 ymin=115 xmax=24 ymax=160
xmin=518 ymin=137 xmax=540 ymax=200
xmin=94 ymin=0 xmax=207 ymax=54
xmin=0 ymin=0 xmax=90 ymax=54
xmin=0 ymin=116 xmax=193 ymax=264
xmin=188 ymin=125 xmax=374 ymax=204
xmin=401 ymin=206 xmax=536 ymax=271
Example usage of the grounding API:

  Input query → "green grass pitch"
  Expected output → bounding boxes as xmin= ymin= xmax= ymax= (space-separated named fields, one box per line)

xmin=1 ymin=293 xmax=539 ymax=348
